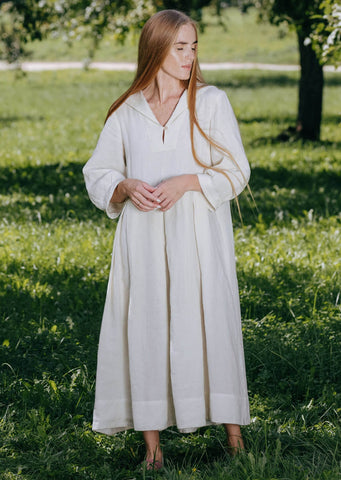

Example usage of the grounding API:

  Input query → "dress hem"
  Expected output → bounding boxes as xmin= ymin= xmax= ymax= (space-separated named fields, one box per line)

xmin=92 ymin=417 xmax=251 ymax=436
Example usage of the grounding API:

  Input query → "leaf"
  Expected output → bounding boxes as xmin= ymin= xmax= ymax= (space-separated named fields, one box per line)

xmin=49 ymin=379 xmax=58 ymax=394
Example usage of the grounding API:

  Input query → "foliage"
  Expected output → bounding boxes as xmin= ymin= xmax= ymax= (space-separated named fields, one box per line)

xmin=156 ymin=0 xmax=212 ymax=23
xmin=250 ymin=0 xmax=323 ymax=28
xmin=0 ymin=0 xmax=224 ymax=64
xmin=242 ymin=0 xmax=340 ymax=64
xmin=20 ymin=7 xmax=299 ymax=64
xmin=0 ymin=0 xmax=155 ymax=63
xmin=0 ymin=0 xmax=53 ymax=62
xmin=48 ymin=0 xmax=155 ymax=54
xmin=250 ymin=0 xmax=341 ymax=66
xmin=308 ymin=0 xmax=341 ymax=66
xmin=0 ymin=68 xmax=340 ymax=478
xmin=0 ymin=0 xmax=216 ymax=64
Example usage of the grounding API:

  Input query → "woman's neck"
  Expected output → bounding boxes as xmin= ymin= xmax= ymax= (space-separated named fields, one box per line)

xmin=143 ymin=71 xmax=185 ymax=105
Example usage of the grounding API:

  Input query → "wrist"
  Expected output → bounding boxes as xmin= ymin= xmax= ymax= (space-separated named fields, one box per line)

xmin=111 ymin=179 xmax=128 ymax=203
xmin=117 ymin=179 xmax=128 ymax=198
xmin=182 ymin=174 xmax=201 ymax=193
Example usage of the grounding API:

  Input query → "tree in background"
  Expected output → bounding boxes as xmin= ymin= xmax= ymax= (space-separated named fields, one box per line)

xmin=241 ymin=0 xmax=341 ymax=140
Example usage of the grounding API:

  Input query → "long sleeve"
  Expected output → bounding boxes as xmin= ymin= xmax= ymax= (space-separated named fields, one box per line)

xmin=197 ymin=89 xmax=250 ymax=210
xmin=83 ymin=113 xmax=126 ymax=219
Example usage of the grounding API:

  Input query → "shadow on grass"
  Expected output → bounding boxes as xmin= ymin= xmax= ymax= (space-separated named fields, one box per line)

xmin=1 ymin=258 xmax=340 ymax=477
xmin=212 ymin=74 xmax=298 ymax=89
xmin=1 ymin=160 xmax=340 ymax=226
xmin=0 ymin=114 xmax=45 ymax=126
xmin=249 ymin=130 xmax=341 ymax=146
xmin=239 ymin=113 xmax=341 ymax=127
xmin=239 ymin=267 xmax=340 ymax=401
xmin=1 ymin=260 xmax=106 ymax=365
xmin=0 ymin=162 xmax=101 ymax=223
xmin=1 ymin=256 xmax=339 ymax=406
xmin=207 ymin=71 xmax=341 ymax=89
xmin=232 ymin=163 xmax=341 ymax=226
xmin=0 ymin=162 xmax=85 ymax=196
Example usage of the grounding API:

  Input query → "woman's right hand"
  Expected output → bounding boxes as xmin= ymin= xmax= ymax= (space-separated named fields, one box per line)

xmin=112 ymin=179 xmax=161 ymax=211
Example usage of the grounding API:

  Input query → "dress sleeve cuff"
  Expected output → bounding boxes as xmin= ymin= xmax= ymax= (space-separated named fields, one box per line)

xmin=105 ymin=175 xmax=126 ymax=219
xmin=197 ymin=172 xmax=233 ymax=211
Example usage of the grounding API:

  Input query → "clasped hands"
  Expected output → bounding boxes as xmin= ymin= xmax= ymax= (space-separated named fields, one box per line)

xmin=114 ymin=175 xmax=200 ymax=212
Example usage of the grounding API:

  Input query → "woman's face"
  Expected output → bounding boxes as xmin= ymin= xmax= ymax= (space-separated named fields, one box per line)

xmin=160 ymin=23 xmax=197 ymax=81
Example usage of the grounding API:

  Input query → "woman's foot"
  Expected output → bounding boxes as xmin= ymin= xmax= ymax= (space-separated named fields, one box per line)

xmin=141 ymin=448 xmax=163 ymax=471
xmin=144 ymin=446 xmax=163 ymax=470
xmin=143 ymin=456 xmax=164 ymax=471
xmin=142 ymin=430 xmax=163 ymax=470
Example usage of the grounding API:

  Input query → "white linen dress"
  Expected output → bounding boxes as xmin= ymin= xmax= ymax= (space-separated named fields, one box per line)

xmin=83 ymin=85 xmax=251 ymax=435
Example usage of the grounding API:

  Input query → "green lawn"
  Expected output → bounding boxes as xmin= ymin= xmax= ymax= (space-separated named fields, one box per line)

xmin=23 ymin=7 xmax=298 ymax=64
xmin=0 ymin=69 xmax=340 ymax=479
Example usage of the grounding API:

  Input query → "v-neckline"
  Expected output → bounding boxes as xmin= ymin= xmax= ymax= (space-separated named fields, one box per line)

xmin=140 ymin=89 xmax=187 ymax=128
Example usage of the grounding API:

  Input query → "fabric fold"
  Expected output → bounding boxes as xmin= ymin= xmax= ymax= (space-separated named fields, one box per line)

xmin=192 ymin=198 xmax=250 ymax=425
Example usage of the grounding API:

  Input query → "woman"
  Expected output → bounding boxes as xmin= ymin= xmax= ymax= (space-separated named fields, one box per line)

xmin=83 ymin=9 xmax=250 ymax=470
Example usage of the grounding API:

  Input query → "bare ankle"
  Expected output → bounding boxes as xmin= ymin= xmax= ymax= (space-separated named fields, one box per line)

xmin=146 ymin=445 xmax=162 ymax=457
xmin=223 ymin=424 xmax=245 ymax=454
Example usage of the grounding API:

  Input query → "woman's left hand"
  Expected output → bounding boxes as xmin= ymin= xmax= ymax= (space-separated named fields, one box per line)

xmin=153 ymin=176 xmax=187 ymax=211
xmin=154 ymin=174 xmax=201 ymax=211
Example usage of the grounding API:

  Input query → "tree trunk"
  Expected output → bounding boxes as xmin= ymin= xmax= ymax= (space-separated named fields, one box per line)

xmin=297 ymin=30 xmax=324 ymax=140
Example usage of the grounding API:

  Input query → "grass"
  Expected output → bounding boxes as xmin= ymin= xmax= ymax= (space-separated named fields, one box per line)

xmin=0 ymin=68 xmax=340 ymax=479
xmin=20 ymin=7 xmax=299 ymax=64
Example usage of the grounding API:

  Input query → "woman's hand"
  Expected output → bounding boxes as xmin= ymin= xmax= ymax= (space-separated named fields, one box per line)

xmin=154 ymin=174 xmax=201 ymax=212
xmin=113 ymin=179 xmax=160 ymax=211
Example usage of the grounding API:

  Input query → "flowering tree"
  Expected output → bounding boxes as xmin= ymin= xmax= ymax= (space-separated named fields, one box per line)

xmin=309 ymin=0 xmax=341 ymax=66
xmin=50 ymin=0 xmax=155 ymax=53
xmin=0 ymin=0 xmax=215 ymax=65
xmin=0 ymin=0 xmax=155 ymax=64
xmin=0 ymin=0 xmax=53 ymax=62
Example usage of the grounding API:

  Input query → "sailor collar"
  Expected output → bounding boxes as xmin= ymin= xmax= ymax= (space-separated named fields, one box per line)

xmin=126 ymin=89 xmax=189 ymax=128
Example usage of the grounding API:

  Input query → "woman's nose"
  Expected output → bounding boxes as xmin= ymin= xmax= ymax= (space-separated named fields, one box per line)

xmin=185 ymin=48 xmax=195 ymax=61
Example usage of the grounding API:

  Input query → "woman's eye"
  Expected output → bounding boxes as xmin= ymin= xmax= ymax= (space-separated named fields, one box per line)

xmin=177 ymin=48 xmax=183 ymax=51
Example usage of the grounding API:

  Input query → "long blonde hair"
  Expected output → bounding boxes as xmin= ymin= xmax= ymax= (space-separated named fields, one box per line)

xmin=106 ymin=9 xmax=249 ymax=216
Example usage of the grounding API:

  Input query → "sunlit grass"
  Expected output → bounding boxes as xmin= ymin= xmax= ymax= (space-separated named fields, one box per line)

xmin=0 ymin=69 xmax=340 ymax=479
